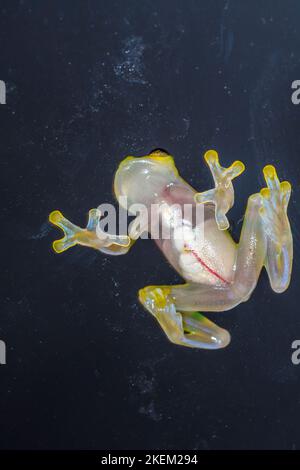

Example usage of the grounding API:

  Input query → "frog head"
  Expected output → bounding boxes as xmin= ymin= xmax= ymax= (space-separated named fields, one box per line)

xmin=114 ymin=149 xmax=179 ymax=209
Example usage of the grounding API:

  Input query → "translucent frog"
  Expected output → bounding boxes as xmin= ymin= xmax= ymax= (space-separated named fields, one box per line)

xmin=49 ymin=149 xmax=293 ymax=350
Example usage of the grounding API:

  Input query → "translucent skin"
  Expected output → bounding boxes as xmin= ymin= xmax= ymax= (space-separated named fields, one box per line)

xmin=114 ymin=153 xmax=236 ymax=286
xmin=49 ymin=150 xmax=293 ymax=350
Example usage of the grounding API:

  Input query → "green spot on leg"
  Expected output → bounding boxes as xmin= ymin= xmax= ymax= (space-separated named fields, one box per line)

xmin=191 ymin=311 xmax=205 ymax=322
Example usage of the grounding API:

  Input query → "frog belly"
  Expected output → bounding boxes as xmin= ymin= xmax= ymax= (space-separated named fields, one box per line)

xmin=172 ymin=225 xmax=233 ymax=286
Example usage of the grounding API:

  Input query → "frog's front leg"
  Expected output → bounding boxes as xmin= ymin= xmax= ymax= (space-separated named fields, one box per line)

xmin=194 ymin=150 xmax=245 ymax=230
xmin=49 ymin=209 xmax=132 ymax=255
xmin=139 ymin=285 xmax=230 ymax=349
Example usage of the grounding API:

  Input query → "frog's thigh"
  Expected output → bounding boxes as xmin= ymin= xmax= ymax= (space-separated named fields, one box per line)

xmin=170 ymin=283 xmax=239 ymax=312
xmin=139 ymin=285 xmax=230 ymax=349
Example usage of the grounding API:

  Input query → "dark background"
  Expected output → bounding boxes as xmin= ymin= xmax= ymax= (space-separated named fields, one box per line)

xmin=1 ymin=0 xmax=300 ymax=450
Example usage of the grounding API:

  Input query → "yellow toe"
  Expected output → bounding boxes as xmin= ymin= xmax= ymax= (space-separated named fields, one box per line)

xmin=204 ymin=149 xmax=219 ymax=165
xmin=49 ymin=210 xmax=64 ymax=226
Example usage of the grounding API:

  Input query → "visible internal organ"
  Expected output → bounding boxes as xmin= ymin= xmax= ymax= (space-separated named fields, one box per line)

xmin=172 ymin=223 xmax=234 ymax=286
xmin=184 ymin=244 xmax=230 ymax=285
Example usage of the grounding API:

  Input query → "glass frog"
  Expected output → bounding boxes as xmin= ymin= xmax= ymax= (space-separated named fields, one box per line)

xmin=49 ymin=149 xmax=293 ymax=350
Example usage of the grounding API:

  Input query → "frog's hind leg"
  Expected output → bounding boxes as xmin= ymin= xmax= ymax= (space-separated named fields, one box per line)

xmin=259 ymin=165 xmax=293 ymax=293
xmin=172 ymin=168 xmax=293 ymax=313
xmin=139 ymin=285 xmax=230 ymax=349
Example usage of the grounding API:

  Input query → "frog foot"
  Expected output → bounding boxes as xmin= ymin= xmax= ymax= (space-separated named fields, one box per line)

xmin=194 ymin=149 xmax=245 ymax=230
xmin=259 ymin=165 xmax=292 ymax=250
xmin=139 ymin=285 xmax=230 ymax=349
xmin=139 ymin=286 xmax=174 ymax=316
xmin=49 ymin=209 xmax=130 ymax=253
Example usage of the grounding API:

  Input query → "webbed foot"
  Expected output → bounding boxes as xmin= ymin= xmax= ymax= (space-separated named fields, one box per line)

xmin=49 ymin=209 xmax=130 ymax=253
xmin=259 ymin=165 xmax=292 ymax=253
xmin=195 ymin=149 xmax=245 ymax=230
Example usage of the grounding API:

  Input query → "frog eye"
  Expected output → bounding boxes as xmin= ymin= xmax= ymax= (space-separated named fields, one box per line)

xmin=149 ymin=148 xmax=171 ymax=156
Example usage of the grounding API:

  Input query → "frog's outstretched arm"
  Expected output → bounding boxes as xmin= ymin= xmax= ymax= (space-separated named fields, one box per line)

xmin=194 ymin=150 xmax=245 ymax=230
xmin=49 ymin=209 xmax=133 ymax=255
xmin=140 ymin=165 xmax=292 ymax=349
